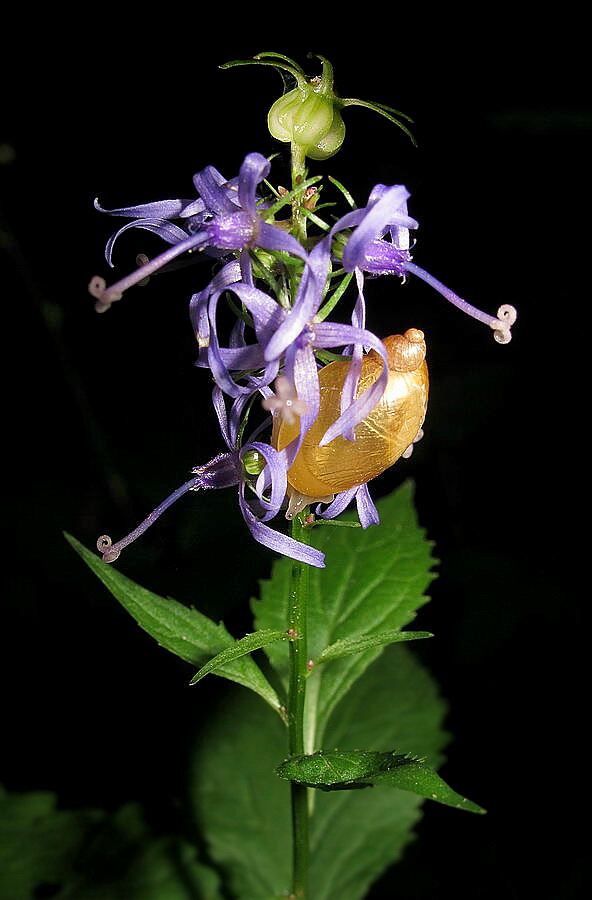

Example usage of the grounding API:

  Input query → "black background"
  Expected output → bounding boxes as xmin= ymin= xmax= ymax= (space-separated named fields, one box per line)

xmin=2 ymin=18 xmax=586 ymax=899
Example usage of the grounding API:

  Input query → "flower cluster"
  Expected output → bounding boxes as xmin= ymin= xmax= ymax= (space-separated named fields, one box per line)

xmin=91 ymin=58 xmax=516 ymax=569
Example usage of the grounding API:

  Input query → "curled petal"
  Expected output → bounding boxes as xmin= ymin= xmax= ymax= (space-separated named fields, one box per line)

xmin=238 ymin=491 xmax=325 ymax=567
xmin=315 ymin=488 xmax=358 ymax=520
xmin=189 ymin=260 xmax=242 ymax=344
xmin=104 ymin=219 xmax=189 ymax=265
xmin=242 ymin=441 xmax=287 ymax=520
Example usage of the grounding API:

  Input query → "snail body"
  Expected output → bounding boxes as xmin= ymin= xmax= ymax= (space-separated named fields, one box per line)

xmin=274 ymin=329 xmax=429 ymax=509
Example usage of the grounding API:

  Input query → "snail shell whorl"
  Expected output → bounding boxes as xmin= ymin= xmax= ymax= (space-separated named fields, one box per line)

xmin=382 ymin=328 xmax=426 ymax=372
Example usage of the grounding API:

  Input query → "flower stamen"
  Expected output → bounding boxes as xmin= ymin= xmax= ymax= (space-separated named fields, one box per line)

xmin=96 ymin=476 xmax=201 ymax=563
xmin=404 ymin=262 xmax=518 ymax=343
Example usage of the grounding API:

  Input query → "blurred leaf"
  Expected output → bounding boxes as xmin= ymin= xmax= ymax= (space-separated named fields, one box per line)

xmin=253 ymin=481 xmax=436 ymax=745
xmin=277 ymin=749 xmax=485 ymax=813
xmin=189 ymin=642 xmax=448 ymax=900
xmin=0 ymin=789 xmax=223 ymax=900
xmin=65 ymin=533 xmax=282 ymax=715
xmin=0 ymin=786 xmax=103 ymax=900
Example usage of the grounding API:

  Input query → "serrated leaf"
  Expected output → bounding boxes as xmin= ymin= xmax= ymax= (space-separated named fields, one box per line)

xmin=277 ymin=750 xmax=485 ymax=813
xmin=190 ymin=643 xmax=449 ymax=900
xmin=314 ymin=629 xmax=432 ymax=665
xmin=253 ymin=481 xmax=437 ymax=745
xmin=189 ymin=629 xmax=288 ymax=685
xmin=65 ymin=533 xmax=281 ymax=714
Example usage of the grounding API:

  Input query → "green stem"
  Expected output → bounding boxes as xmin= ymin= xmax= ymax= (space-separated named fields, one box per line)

xmin=290 ymin=142 xmax=308 ymax=244
xmin=287 ymin=511 xmax=312 ymax=900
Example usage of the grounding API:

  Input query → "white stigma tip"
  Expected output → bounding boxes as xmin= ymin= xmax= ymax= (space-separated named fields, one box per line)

xmin=491 ymin=304 xmax=517 ymax=344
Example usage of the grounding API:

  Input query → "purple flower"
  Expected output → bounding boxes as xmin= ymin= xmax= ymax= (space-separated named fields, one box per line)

xmin=89 ymin=153 xmax=309 ymax=312
xmin=97 ymin=385 xmax=325 ymax=568
xmin=198 ymin=236 xmax=393 ymax=452
xmin=338 ymin=183 xmax=517 ymax=343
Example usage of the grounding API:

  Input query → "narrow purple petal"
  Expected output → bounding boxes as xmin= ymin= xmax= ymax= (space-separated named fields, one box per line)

xmin=193 ymin=165 xmax=239 ymax=216
xmin=237 ymin=284 xmax=286 ymax=340
xmin=315 ymin=488 xmax=357 ymax=519
xmin=291 ymin=343 xmax=320 ymax=428
xmin=104 ymin=219 xmax=189 ymax=265
xmin=339 ymin=269 xmax=366 ymax=440
xmin=238 ymin=492 xmax=325 ymax=567
xmin=94 ymin=197 xmax=194 ymax=219
xmin=263 ymin=271 xmax=322 ymax=361
xmin=258 ymin=222 xmax=309 ymax=261
xmin=189 ymin=261 xmax=242 ymax=344
xmin=312 ymin=322 xmax=390 ymax=446
xmin=238 ymin=152 xmax=271 ymax=215
xmin=355 ymin=483 xmax=380 ymax=527
xmin=196 ymin=344 xmax=267 ymax=371
xmin=211 ymin=386 xmax=233 ymax=450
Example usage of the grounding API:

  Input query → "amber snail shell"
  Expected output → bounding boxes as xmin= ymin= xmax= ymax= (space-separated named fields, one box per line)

xmin=274 ymin=329 xmax=428 ymax=503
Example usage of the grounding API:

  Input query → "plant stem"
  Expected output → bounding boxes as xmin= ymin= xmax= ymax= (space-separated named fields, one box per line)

xmin=290 ymin=142 xmax=308 ymax=244
xmin=288 ymin=511 xmax=312 ymax=900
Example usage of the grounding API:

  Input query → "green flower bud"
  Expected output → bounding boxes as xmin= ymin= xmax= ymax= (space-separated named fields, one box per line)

xmin=268 ymin=86 xmax=342 ymax=158
xmin=221 ymin=52 xmax=416 ymax=159
xmin=266 ymin=55 xmax=345 ymax=160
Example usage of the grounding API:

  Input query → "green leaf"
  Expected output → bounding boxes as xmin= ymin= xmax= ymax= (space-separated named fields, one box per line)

xmin=189 ymin=629 xmax=288 ymax=685
xmin=0 ymin=789 xmax=224 ymax=900
xmin=277 ymin=750 xmax=485 ymax=813
xmin=65 ymin=533 xmax=282 ymax=715
xmin=189 ymin=642 xmax=449 ymax=900
xmin=314 ymin=629 xmax=432 ymax=665
xmin=253 ymin=481 xmax=437 ymax=745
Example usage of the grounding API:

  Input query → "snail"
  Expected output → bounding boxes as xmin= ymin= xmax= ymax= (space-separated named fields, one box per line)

xmin=273 ymin=328 xmax=429 ymax=518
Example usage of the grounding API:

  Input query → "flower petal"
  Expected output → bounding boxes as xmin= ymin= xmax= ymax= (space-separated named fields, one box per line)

xmin=342 ymin=184 xmax=416 ymax=272
xmin=94 ymin=197 xmax=195 ymax=219
xmin=237 ymin=152 xmax=271 ymax=215
xmin=312 ymin=322 xmax=390 ymax=446
xmin=238 ymin=491 xmax=325 ymax=567
xmin=193 ymin=165 xmax=240 ymax=216
xmin=104 ymin=219 xmax=189 ymax=265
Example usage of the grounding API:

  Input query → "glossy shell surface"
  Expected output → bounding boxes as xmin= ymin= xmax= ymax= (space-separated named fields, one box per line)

xmin=274 ymin=333 xmax=429 ymax=498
